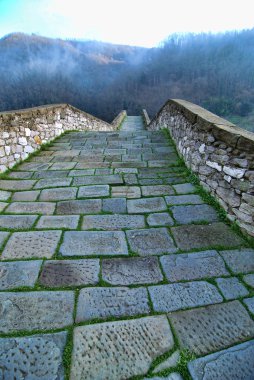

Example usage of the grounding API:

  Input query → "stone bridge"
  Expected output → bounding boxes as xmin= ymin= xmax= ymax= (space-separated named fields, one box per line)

xmin=0 ymin=101 xmax=253 ymax=379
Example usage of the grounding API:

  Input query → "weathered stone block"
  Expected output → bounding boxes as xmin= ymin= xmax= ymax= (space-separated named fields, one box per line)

xmin=171 ymin=204 xmax=218 ymax=224
xmin=0 ymin=260 xmax=42 ymax=290
xmin=78 ymin=185 xmax=109 ymax=198
xmin=127 ymin=197 xmax=167 ymax=213
xmin=5 ymin=201 xmax=55 ymax=215
xmin=216 ymin=277 xmax=249 ymax=300
xmin=82 ymin=214 xmax=145 ymax=230
xmin=56 ymin=199 xmax=101 ymax=214
xmin=219 ymin=248 xmax=254 ymax=274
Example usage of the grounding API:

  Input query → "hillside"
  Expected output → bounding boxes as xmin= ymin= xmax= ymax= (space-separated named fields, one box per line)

xmin=0 ymin=31 xmax=254 ymax=129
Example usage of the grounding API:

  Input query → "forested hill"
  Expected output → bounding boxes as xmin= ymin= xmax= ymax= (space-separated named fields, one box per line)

xmin=1 ymin=30 xmax=254 ymax=129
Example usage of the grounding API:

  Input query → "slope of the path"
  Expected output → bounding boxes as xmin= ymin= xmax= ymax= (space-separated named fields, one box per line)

xmin=0 ymin=116 xmax=253 ymax=379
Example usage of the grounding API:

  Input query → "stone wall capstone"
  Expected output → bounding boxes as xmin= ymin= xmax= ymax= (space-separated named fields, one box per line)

xmin=0 ymin=103 xmax=120 ymax=173
xmin=111 ymin=110 xmax=127 ymax=128
xmin=148 ymin=99 xmax=254 ymax=238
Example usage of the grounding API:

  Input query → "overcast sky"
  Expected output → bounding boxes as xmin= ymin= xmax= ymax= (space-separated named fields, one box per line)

xmin=0 ymin=0 xmax=253 ymax=47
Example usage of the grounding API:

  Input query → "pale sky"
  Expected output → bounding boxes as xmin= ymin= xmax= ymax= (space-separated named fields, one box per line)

xmin=0 ymin=0 xmax=253 ymax=47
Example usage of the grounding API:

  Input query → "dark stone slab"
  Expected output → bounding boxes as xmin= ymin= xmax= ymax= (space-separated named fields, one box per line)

xmin=39 ymin=259 xmax=99 ymax=287
xmin=59 ymin=231 xmax=128 ymax=256
xmin=39 ymin=187 xmax=77 ymax=201
xmin=141 ymin=185 xmax=174 ymax=196
xmin=172 ymin=223 xmax=244 ymax=251
xmin=102 ymin=257 xmax=163 ymax=285
xmin=0 ymin=260 xmax=42 ymax=290
xmin=76 ymin=287 xmax=150 ymax=321
xmin=216 ymin=277 xmax=249 ymax=300
xmin=73 ymin=175 xmax=123 ymax=186
xmin=82 ymin=214 xmax=145 ymax=230
xmin=0 ymin=291 xmax=74 ymax=333
xmin=219 ymin=248 xmax=254 ymax=274
xmin=127 ymin=197 xmax=167 ymax=213
xmin=243 ymin=274 xmax=254 ymax=288
xmin=160 ymin=250 xmax=229 ymax=282
xmin=0 ymin=215 xmax=37 ymax=230
xmin=169 ymin=300 xmax=254 ymax=355
xmin=70 ymin=316 xmax=174 ymax=380
xmin=1 ymin=231 xmax=61 ymax=259
xmin=149 ymin=281 xmax=222 ymax=312
xmin=188 ymin=340 xmax=254 ymax=380
xmin=244 ymin=297 xmax=254 ymax=314
xmin=102 ymin=197 xmax=127 ymax=213
xmin=171 ymin=204 xmax=218 ymax=224
xmin=126 ymin=228 xmax=177 ymax=255
xmin=0 ymin=332 xmax=67 ymax=380
xmin=56 ymin=199 xmax=101 ymax=214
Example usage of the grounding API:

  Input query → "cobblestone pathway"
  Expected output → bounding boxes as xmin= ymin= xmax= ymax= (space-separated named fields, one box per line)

xmin=0 ymin=116 xmax=253 ymax=379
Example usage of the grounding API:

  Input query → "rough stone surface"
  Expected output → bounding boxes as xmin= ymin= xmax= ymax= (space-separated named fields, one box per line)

xmin=56 ymin=199 xmax=101 ymax=214
xmin=161 ymin=250 xmax=228 ymax=282
xmin=78 ymin=185 xmax=110 ymax=198
xmin=0 ymin=291 xmax=74 ymax=333
xmin=36 ymin=215 xmax=79 ymax=229
xmin=12 ymin=190 xmax=40 ymax=201
xmin=127 ymin=197 xmax=167 ymax=213
xmin=0 ymin=332 xmax=67 ymax=380
xmin=1 ymin=231 xmax=61 ymax=259
xmin=141 ymin=185 xmax=174 ymax=196
xmin=216 ymin=277 xmax=249 ymax=300
xmin=147 ymin=212 xmax=174 ymax=226
xmin=243 ymin=274 xmax=254 ymax=288
xmin=0 ymin=260 xmax=42 ymax=290
xmin=70 ymin=316 xmax=174 ymax=380
xmin=0 ymin=180 xmax=36 ymax=190
xmin=0 ymin=190 xmax=11 ymax=201
xmin=0 ymin=215 xmax=37 ymax=230
xmin=149 ymin=281 xmax=222 ymax=312
xmin=111 ymin=186 xmax=141 ymax=198
xmin=40 ymin=187 xmax=77 ymax=201
xmin=172 ymin=223 xmax=244 ymax=250
xmin=169 ymin=300 xmax=254 ymax=355
xmin=0 ymin=231 xmax=9 ymax=249
xmin=5 ymin=201 xmax=55 ymax=215
xmin=244 ymin=297 xmax=254 ymax=314
xmin=173 ymin=183 xmax=196 ymax=194
xmin=59 ymin=231 xmax=128 ymax=256
xmin=102 ymin=197 xmax=127 ymax=213
xmin=219 ymin=248 xmax=254 ymax=274
xmin=39 ymin=259 xmax=99 ymax=287
xmin=82 ymin=214 xmax=145 ymax=230
xmin=152 ymin=351 xmax=180 ymax=373
xmin=188 ymin=339 xmax=254 ymax=380
xmin=102 ymin=257 xmax=163 ymax=285
xmin=76 ymin=287 xmax=150 ymax=321
xmin=171 ymin=204 xmax=218 ymax=224
xmin=73 ymin=174 xmax=123 ymax=186
xmin=126 ymin=228 xmax=177 ymax=255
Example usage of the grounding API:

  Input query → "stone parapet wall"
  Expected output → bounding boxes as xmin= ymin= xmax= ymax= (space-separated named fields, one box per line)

xmin=148 ymin=99 xmax=254 ymax=238
xmin=0 ymin=103 xmax=118 ymax=172
xmin=111 ymin=110 xmax=127 ymax=128
xmin=142 ymin=109 xmax=150 ymax=127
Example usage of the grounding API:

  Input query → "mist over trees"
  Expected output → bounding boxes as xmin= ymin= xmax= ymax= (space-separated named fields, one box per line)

xmin=0 ymin=29 xmax=254 ymax=124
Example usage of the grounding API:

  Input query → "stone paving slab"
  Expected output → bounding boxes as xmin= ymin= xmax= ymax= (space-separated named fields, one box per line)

xmin=102 ymin=257 xmax=163 ymax=285
xmin=219 ymin=248 xmax=254 ymax=274
xmin=0 ymin=332 xmax=67 ymax=380
xmin=126 ymin=228 xmax=177 ymax=255
xmin=78 ymin=185 xmax=109 ymax=198
xmin=127 ymin=197 xmax=167 ymax=213
xmin=173 ymin=183 xmax=197 ymax=194
xmin=243 ymin=297 xmax=254 ymax=314
xmin=152 ymin=350 xmax=180 ymax=374
xmin=0 ymin=180 xmax=36 ymax=190
xmin=69 ymin=169 xmax=95 ymax=176
xmin=169 ymin=300 xmax=254 ymax=355
xmin=16 ymin=162 xmax=51 ymax=171
xmin=0 ymin=190 xmax=11 ymax=201
xmin=56 ymin=199 xmax=102 ymax=214
xmin=172 ymin=222 xmax=244 ymax=250
xmin=111 ymin=186 xmax=141 ymax=198
xmin=5 ymin=201 xmax=56 ymax=214
xmin=188 ymin=339 xmax=254 ymax=380
xmin=0 ymin=291 xmax=74 ymax=333
xmin=160 ymin=250 xmax=229 ymax=282
xmin=82 ymin=214 xmax=145 ymax=230
xmin=102 ymin=197 xmax=127 ymax=213
xmin=215 ymin=277 xmax=249 ymax=300
xmin=72 ymin=174 xmax=123 ymax=186
xmin=149 ymin=281 xmax=222 ymax=312
xmin=0 ymin=215 xmax=37 ymax=229
xmin=141 ymin=185 xmax=174 ymax=196
xmin=70 ymin=316 xmax=174 ymax=380
xmin=1 ymin=230 xmax=61 ymax=259
xmin=34 ymin=177 xmax=72 ymax=189
xmin=243 ymin=273 xmax=254 ymax=288
xmin=12 ymin=190 xmax=40 ymax=201
xmin=32 ymin=170 xmax=69 ymax=179
xmin=59 ymin=231 xmax=128 ymax=256
xmin=0 ymin=260 xmax=42 ymax=289
xmin=39 ymin=187 xmax=77 ymax=201
xmin=76 ymin=287 xmax=150 ymax=321
xmin=171 ymin=204 xmax=219 ymax=224
xmin=39 ymin=259 xmax=99 ymax=287
xmin=36 ymin=215 xmax=79 ymax=229
xmin=0 ymin=202 xmax=8 ymax=212
xmin=147 ymin=212 xmax=174 ymax=226
xmin=50 ymin=162 xmax=77 ymax=170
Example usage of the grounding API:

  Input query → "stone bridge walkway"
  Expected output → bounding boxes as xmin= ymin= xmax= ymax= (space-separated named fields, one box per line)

xmin=0 ymin=116 xmax=253 ymax=379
